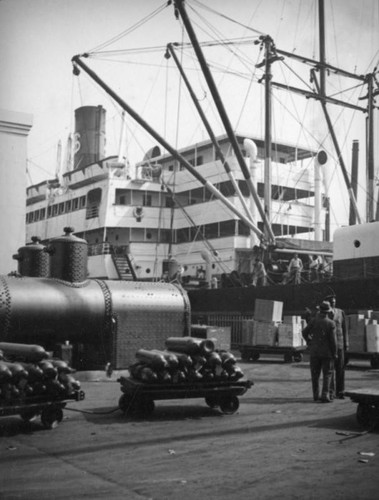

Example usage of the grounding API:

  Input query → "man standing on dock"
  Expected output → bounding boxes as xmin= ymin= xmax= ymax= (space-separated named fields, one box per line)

xmin=302 ymin=301 xmax=337 ymax=402
xmin=326 ymin=295 xmax=348 ymax=399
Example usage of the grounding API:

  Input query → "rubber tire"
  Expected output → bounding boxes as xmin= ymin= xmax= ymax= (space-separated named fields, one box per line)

xmin=219 ymin=395 xmax=239 ymax=415
xmin=293 ymin=353 xmax=303 ymax=363
xmin=41 ymin=407 xmax=63 ymax=429
xmin=205 ymin=396 xmax=219 ymax=408
xmin=139 ymin=397 xmax=155 ymax=416
xmin=240 ymin=350 xmax=251 ymax=362
xmin=370 ymin=355 xmax=379 ymax=369
xmin=284 ymin=353 xmax=293 ymax=363
xmin=20 ymin=409 xmax=39 ymax=422
xmin=356 ymin=403 xmax=377 ymax=429
xmin=251 ymin=352 xmax=260 ymax=361
xmin=119 ymin=393 xmax=134 ymax=414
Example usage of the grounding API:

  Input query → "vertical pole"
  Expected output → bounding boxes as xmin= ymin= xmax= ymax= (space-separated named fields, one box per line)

xmin=264 ymin=36 xmax=273 ymax=235
xmin=318 ymin=0 xmax=326 ymax=97
xmin=366 ymin=75 xmax=375 ymax=221
xmin=349 ymin=140 xmax=359 ymax=226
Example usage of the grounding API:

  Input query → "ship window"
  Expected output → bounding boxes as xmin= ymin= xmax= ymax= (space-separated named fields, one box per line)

xmin=119 ymin=195 xmax=126 ymax=205
xmin=237 ymin=220 xmax=250 ymax=236
xmin=190 ymin=187 xmax=204 ymax=204
xmin=59 ymin=202 xmax=64 ymax=214
xmin=238 ymin=180 xmax=249 ymax=197
xmin=65 ymin=200 xmax=72 ymax=212
xmin=143 ymin=194 xmax=152 ymax=207
xmin=79 ymin=196 xmax=86 ymax=208
xmin=219 ymin=181 xmax=235 ymax=197
xmin=33 ymin=210 xmax=39 ymax=222
xmin=168 ymin=165 xmax=174 ymax=171
xmin=219 ymin=219 xmax=236 ymax=237
xmin=146 ymin=232 xmax=152 ymax=239
xmin=47 ymin=206 xmax=52 ymax=218
xmin=28 ymin=212 xmax=34 ymax=223
xmin=40 ymin=208 xmax=46 ymax=219
xmin=165 ymin=195 xmax=174 ymax=208
xmin=197 ymin=156 xmax=203 ymax=166
xmin=146 ymin=268 xmax=151 ymax=274
xmin=190 ymin=225 xmax=204 ymax=240
xmin=52 ymin=205 xmax=58 ymax=216
xmin=177 ymin=228 xmax=190 ymax=243
xmin=72 ymin=198 xmax=79 ymax=210
xmin=204 ymin=222 xmax=219 ymax=239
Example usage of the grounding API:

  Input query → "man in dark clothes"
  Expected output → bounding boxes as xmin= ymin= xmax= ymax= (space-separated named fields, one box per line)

xmin=302 ymin=301 xmax=337 ymax=402
xmin=326 ymin=295 xmax=348 ymax=399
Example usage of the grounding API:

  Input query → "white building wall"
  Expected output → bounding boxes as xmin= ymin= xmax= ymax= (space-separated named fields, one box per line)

xmin=0 ymin=109 xmax=33 ymax=274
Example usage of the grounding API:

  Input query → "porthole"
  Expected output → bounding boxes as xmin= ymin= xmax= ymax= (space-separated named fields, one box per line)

xmin=354 ymin=239 xmax=361 ymax=248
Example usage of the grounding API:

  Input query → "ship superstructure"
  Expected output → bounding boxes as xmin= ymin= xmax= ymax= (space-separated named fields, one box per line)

xmin=26 ymin=105 xmax=328 ymax=286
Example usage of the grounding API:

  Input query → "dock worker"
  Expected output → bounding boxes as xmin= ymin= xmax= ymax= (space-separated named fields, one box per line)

xmin=288 ymin=253 xmax=303 ymax=284
xmin=302 ymin=301 xmax=337 ymax=403
xmin=251 ymin=257 xmax=267 ymax=286
xmin=326 ymin=294 xmax=348 ymax=399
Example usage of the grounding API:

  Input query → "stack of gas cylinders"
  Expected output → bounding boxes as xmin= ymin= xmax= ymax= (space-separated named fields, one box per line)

xmin=0 ymin=342 xmax=81 ymax=403
xmin=129 ymin=336 xmax=244 ymax=384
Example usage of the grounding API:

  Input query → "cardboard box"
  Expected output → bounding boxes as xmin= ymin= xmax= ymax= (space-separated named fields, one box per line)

xmin=278 ymin=323 xmax=303 ymax=347
xmin=366 ymin=324 xmax=379 ymax=353
xmin=254 ymin=299 xmax=283 ymax=323
xmin=347 ymin=314 xmax=368 ymax=352
xmin=206 ymin=326 xmax=231 ymax=352
xmin=283 ymin=315 xmax=302 ymax=325
xmin=241 ymin=320 xmax=256 ymax=346
xmin=254 ymin=320 xmax=279 ymax=346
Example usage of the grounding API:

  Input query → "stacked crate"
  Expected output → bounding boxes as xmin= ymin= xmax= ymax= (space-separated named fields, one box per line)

xmin=253 ymin=299 xmax=283 ymax=346
xmin=277 ymin=316 xmax=304 ymax=347
xmin=241 ymin=320 xmax=256 ymax=346
xmin=346 ymin=310 xmax=379 ymax=353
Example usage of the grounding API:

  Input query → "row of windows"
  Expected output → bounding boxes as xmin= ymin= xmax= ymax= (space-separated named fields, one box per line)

xmin=26 ymin=196 xmax=86 ymax=224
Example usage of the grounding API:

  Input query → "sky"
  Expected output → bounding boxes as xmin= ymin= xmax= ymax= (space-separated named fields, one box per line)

xmin=1 ymin=0 xmax=378 ymax=233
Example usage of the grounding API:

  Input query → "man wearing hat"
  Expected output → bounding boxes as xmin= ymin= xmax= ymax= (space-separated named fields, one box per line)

xmin=326 ymin=295 xmax=348 ymax=399
xmin=302 ymin=301 xmax=337 ymax=402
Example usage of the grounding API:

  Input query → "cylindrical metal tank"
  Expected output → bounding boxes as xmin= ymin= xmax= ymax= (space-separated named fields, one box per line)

xmin=13 ymin=236 xmax=50 ymax=277
xmin=0 ymin=276 xmax=106 ymax=343
xmin=73 ymin=105 xmax=106 ymax=169
xmin=96 ymin=280 xmax=191 ymax=367
xmin=46 ymin=227 xmax=88 ymax=282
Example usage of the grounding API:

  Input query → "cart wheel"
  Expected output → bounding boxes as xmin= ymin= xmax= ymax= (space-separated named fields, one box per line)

xmin=284 ymin=353 xmax=293 ymax=363
xmin=219 ymin=395 xmax=239 ymax=415
xmin=205 ymin=396 xmax=219 ymax=408
xmin=370 ymin=355 xmax=379 ymax=370
xmin=251 ymin=352 xmax=260 ymax=361
xmin=20 ymin=409 xmax=39 ymax=422
xmin=356 ymin=403 xmax=377 ymax=429
xmin=293 ymin=353 xmax=303 ymax=363
xmin=240 ymin=350 xmax=251 ymax=362
xmin=139 ymin=397 xmax=155 ymax=416
xmin=41 ymin=407 xmax=63 ymax=429
xmin=119 ymin=394 xmax=134 ymax=414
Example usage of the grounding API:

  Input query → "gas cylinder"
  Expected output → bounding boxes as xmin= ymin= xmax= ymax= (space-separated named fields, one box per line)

xmin=136 ymin=349 xmax=169 ymax=371
xmin=165 ymin=337 xmax=215 ymax=355
xmin=0 ymin=342 xmax=49 ymax=363
xmin=151 ymin=350 xmax=179 ymax=370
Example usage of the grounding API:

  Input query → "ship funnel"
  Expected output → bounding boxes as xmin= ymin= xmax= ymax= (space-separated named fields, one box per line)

xmin=73 ymin=105 xmax=106 ymax=169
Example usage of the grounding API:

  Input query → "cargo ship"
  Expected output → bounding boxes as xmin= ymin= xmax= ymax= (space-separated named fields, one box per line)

xmin=23 ymin=0 xmax=378 ymax=332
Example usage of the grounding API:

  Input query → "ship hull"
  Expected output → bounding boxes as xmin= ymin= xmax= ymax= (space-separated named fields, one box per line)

xmin=188 ymin=276 xmax=379 ymax=317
